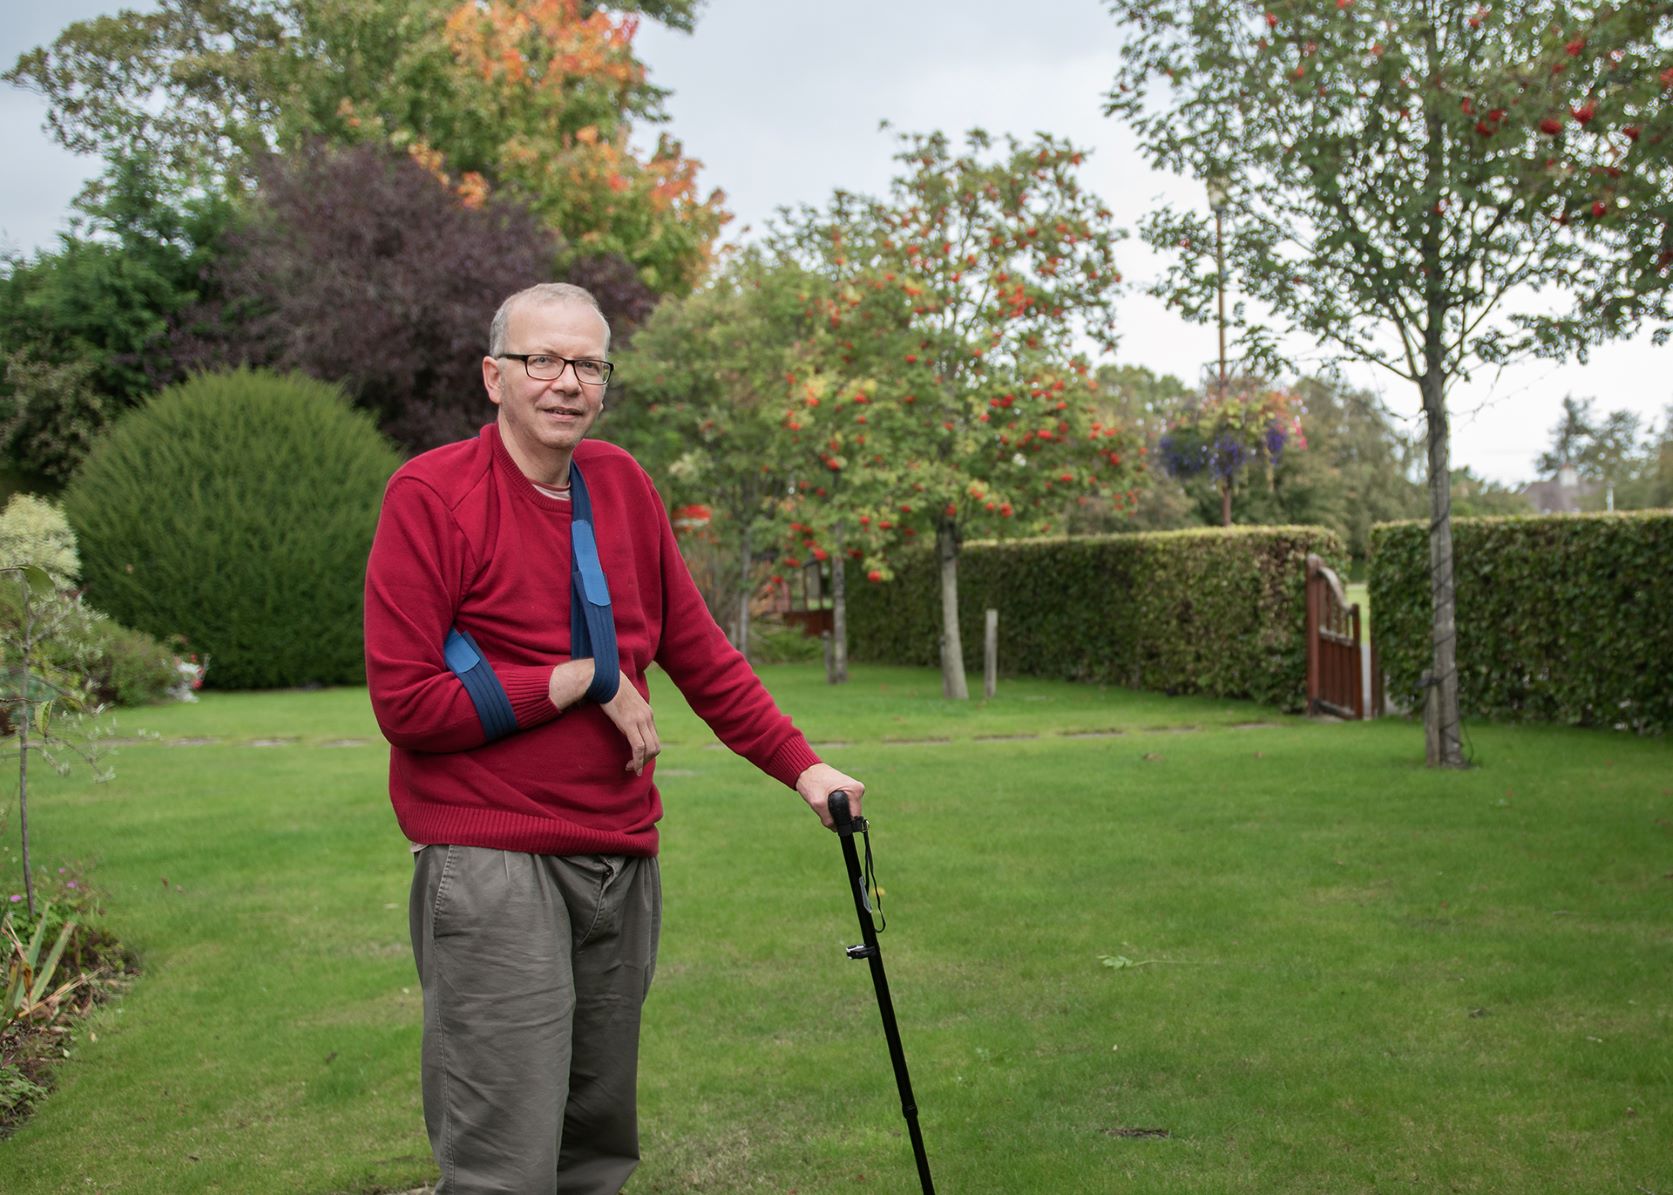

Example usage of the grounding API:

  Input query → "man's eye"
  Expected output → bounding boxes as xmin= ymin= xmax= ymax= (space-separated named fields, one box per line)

xmin=529 ymin=355 xmax=557 ymax=369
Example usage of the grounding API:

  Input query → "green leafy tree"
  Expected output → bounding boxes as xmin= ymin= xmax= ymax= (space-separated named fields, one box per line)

xmin=0 ymin=352 xmax=107 ymax=490
xmin=1645 ymin=403 xmax=1673 ymax=507
xmin=1577 ymin=407 xmax=1644 ymax=508
xmin=7 ymin=0 xmax=725 ymax=295
xmin=1536 ymin=396 xmax=1649 ymax=509
xmin=0 ymin=154 xmax=232 ymax=485
xmin=1535 ymin=393 xmax=1598 ymax=474
xmin=1106 ymin=0 xmax=1673 ymax=766
xmin=1069 ymin=364 xmax=1196 ymax=533
xmin=1450 ymin=466 xmax=1533 ymax=516
xmin=766 ymin=130 xmax=1142 ymax=698
xmin=1284 ymin=376 xmax=1425 ymax=559
xmin=616 ymin=248 xmax=814 ymax=659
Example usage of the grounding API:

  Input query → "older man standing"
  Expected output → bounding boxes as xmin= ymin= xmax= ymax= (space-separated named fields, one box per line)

xmin=364 ymin=282 xmax=863 ymax=1194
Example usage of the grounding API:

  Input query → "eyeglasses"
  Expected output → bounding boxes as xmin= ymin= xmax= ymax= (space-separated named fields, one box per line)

xmin=501 ymin=353 xmax=614 ymax=386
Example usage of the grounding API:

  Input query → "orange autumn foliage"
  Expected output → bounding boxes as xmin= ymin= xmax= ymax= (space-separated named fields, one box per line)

xmin=432 ymin=0 xmax=725 ymax=293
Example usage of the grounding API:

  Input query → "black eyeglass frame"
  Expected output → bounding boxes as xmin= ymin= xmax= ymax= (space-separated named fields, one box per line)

xmin=500 ymin=352 xmax=614 ymax=386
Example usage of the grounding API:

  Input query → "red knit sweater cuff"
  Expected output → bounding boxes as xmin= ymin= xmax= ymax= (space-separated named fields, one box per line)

xmin=762 ymin=735 xmax=822 ymax=790
xmin=499 ymin=665 xmax=561 ymax=731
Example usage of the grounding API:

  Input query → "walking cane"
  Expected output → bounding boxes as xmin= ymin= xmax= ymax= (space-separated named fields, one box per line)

xmin=828 ymin=790 xmax=935 ymax=1194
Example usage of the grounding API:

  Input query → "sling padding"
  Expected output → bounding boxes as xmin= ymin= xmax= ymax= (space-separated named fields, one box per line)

xmin=443 ymin=627 xmax=518 ymax=742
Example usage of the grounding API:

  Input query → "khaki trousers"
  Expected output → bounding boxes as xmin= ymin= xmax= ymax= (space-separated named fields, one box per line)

xmin=410 ymin=845 xmax=661 ymax=1195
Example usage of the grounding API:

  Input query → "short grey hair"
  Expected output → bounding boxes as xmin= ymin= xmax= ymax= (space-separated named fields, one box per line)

xmin=488 ymin=283 xmax=611 ymax=356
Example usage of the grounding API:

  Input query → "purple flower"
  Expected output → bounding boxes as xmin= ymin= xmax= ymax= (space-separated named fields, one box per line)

xmin=66 ymin=881 xmax=80 ymax=890
xmin=1209 ymin=433 xmax=1247 ymax=482
xmin=1159 ymin=430 xmax=1211 ymax=478
xmin=7 ymin=894 xmax=20 ymax=903
xmin=1264 ymin=421 xmax=1288 ymax=461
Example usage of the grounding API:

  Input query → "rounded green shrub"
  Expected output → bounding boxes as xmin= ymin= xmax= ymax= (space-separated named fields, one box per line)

xmin=0 ymin=586 xmax=182 ymax=707
xmin=85 ymin=616 xmax=186 ymax=706
xmin=64 ymin=368 xmax=401 ymax=689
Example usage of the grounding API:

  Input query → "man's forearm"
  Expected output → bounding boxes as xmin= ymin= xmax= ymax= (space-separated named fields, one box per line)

xmin=548 ymin=658 xmax=599 ymax=712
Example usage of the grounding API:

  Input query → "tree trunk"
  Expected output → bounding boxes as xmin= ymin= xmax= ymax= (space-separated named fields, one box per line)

xmin=937 ymin=519 xmax=969 ymax=700
xmin=1416 ymin=31 xmax=1466 ymax=770
xmin=828 ymin=529 xmax=849 ymax=685
xmin=1420 ymin=368 xmax=1467 ymax=768
xmin=19 ymin=702 xmax=34 ymax=921
xmin=734 ymin=522 xmax=752 ymax=663
xmin=1220 ymin=478 xmax=1232 ymax=527
xmin=18 ymin=591 xmax=35 ymax=920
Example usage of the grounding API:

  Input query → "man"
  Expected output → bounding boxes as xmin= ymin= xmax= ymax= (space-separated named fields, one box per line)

xmin=363 ymin=282 xmax=863 ymax=1194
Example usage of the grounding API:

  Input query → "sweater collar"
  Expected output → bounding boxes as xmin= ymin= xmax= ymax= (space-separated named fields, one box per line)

xmin=486 ymin=424 xmax=579 ymax=513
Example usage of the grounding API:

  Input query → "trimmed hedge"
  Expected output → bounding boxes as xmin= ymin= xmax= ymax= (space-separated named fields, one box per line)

xmin=1369 ymin=512 xmax=1673 ymax=733
xmin=847 ymin=526 xmax=1347 ymax=709
xmin=64 ymin=368 xmax=401 ymax=690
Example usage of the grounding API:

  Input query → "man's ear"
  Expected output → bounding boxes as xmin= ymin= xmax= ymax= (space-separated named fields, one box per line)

xmin=482 ymin=355 xmax=504 ymax=407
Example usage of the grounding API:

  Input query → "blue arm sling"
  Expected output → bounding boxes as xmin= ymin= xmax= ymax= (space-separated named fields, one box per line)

xmin=444 ymin=461 xmax=619 ymax=742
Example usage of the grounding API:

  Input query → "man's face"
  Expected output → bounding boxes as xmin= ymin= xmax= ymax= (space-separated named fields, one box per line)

xmin=483 ymin=298 xmax=610 ymax=476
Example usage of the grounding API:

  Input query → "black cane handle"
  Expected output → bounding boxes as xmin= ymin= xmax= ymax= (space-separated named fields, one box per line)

xmin=831 ymin=789 xmax=866 ymax=837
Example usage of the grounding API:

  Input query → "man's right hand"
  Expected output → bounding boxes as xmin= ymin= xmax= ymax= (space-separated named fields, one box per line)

xmin=549 ymin=661 xmax=660 ymax=775
xmin=601 ymin=677 xmax=659 ymax=775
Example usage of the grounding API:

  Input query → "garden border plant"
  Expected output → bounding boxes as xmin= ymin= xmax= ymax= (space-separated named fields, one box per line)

xmin=0 ymin=872 xmax=139 ymax=1136
xmin=0 ymin=563 xmax=139 ymax=1137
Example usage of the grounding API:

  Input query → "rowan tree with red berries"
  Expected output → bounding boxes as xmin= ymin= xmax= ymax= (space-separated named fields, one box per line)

xmin=1106 ymin=0 xmax=1671 ymax=767
xmin=767 ymin=129 xmax=1144 ymax=700
xmin=614 ymin=248 xmax=814 ymax=660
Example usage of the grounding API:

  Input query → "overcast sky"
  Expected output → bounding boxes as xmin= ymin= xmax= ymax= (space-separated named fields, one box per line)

xmin=4 ymin=0 xmax=1668 ymax=485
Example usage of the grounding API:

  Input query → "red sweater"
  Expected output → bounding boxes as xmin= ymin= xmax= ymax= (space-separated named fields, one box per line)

xmin=364 ymin=426 xmax=821 ymax=856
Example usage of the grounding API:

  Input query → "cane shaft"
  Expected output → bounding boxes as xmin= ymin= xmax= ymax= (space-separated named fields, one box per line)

xmin=837 ymin=826 xmax=936 ymax=1194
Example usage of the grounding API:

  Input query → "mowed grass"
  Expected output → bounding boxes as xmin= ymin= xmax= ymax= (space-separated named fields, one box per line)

xmin=0 ymin=667 xmax=1669 ymax=1193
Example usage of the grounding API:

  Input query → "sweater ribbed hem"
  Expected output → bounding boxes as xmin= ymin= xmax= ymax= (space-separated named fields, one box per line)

xmin=397 ymin=802 xmax=659 ymax=857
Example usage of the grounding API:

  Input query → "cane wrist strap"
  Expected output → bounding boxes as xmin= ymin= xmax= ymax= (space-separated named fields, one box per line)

xmin=445 ymin=460 xmax=618 ymax=740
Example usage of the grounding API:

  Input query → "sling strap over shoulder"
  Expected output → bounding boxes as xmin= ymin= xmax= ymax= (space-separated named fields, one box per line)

xmin=567 ymin=462 xmax=620 ymax=706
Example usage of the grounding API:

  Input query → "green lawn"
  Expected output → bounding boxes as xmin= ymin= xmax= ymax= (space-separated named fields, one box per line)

xmin=1 ymin=668 xmax=1669 ymax=1193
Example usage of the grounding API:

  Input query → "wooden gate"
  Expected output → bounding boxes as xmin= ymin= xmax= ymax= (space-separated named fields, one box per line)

xmin=1305 ymin=554 xmax=1381 ymax=719
xmin=773 ymin=560 xmax=834 ymax=638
